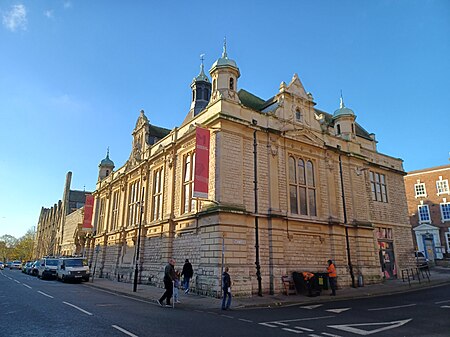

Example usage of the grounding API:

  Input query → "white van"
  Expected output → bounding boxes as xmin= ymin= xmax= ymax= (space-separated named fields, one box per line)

xmin=37 ymin=258 xmax=58 ymax=279
xmin=56 ymin=257 xmax=90 ymax=282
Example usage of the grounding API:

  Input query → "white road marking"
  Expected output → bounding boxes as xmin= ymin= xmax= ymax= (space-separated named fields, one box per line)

xmin=368 ymin=303 xmax=416 ymax=311
xmin=272 ymin=316 xmax=335 ymax=324
xmin=300 ymin=304 xmax=323 ymax=310
xmin=37 ymin=291 xmax=54 ymax=298
xmin=441 ymin=305 xmax=450 ymax=308
xmin=112 ymin=325 xmax=139 ymax=337
xmin=7 ymin=277 xmax=12 ymax=280
xmin=326 ymin=308 xmax=350 ymax=313
xmin=260 ymin=323 xmax=278 ymax=328
xmin=308 ymin=334 xmax=322 ymax=337
xmin=238 ymin=318 xmax=253 ymax=323
xmin=295 ymin=326 xmax=314 ymax=331
xmin=14 ymin=280 xmax=20 ymax=284
xmin=63 ymin=301 xmax=93 ymax=316
xmin=328 ymin=318 xmax=412 ymax=335
xmin=273 ymin=322 xmax=289 ymax=326
xmin=220 ymin=314 xmax=234 ymax=319
xmin=282 ymin=328 xmax=303 ymax=333
xmin=22 ymin=283 xmax=32 ymax=289
xmin=435 ymin=299 xmax=450 ymax=304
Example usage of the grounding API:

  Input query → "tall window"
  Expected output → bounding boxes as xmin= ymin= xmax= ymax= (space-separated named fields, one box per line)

xmin=111 ymin=190 xmax=120 ymax=231
xmin=128 ymin=180 xmax=142 ymax=227
xmin=288 ymin=156 xmax=317 ymax=216
xmin=441 ymin=201 xmax=450 ymax=222
xmin=436 ymin=177 xmax=449 ymax=195
xmin=418 ymin=204 xmax=431 ymax=223
xmin=414 ymin=182 xmax=427 ymax=198
xmin=229 ymin=78 xmax=234 ymax=90
xmin=370 ymin=171 xmax=388 ymax=202
xmin=295 ymin=109 xmax=303 ymax=122
xmin=336 ymin=124 xmax=341 ymax=135
xmin=182 ymin=152 xmax=197 ymax=214
xmin=98 ymin=198 xmax=106 ymax=233
xmin=152 ymin=167 xmax=164 ymax=221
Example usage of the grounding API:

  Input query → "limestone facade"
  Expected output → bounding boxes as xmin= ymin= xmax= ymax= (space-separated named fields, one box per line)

xmin=89 ymin=49 xmax=414 ymax=296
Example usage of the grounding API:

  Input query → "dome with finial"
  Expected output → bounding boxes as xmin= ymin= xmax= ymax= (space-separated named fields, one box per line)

xmin=333 ymin=95 xmax=355 ymax=119
xmin=99 ymin=148 xmax=114 ymax=168
xmin=210 ymin=38 xmax=239 ymax=72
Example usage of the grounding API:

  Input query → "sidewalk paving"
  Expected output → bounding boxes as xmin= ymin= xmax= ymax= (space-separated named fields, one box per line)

xmin=84 ymin=267 xmax=450 ymax=311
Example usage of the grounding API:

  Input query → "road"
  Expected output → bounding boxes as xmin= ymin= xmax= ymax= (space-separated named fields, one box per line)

xmin=2 ymin=268 xmax=449 ymax=336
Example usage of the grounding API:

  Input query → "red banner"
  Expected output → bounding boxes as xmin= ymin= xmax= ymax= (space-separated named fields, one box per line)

xmin=82 ymin=194 xmax=94 ymax=231
xmin=193 ymin=127 xmax=210 ymax=198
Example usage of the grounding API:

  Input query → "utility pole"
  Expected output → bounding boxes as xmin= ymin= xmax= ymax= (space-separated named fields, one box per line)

xmin=133 ymin=187 xmax=145 ymax=292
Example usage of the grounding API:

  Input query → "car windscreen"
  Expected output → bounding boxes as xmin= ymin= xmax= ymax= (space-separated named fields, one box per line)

xmin=46 ymin=259 xmax=59 ymax=266
xmin=64 ymin=259 xmax=86 ymax=267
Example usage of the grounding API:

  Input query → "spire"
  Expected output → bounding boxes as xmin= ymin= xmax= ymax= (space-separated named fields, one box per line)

xmin=106 ymin=147 xmax=110 ymax=159
xmin=222 ymin=36 xmax=227 ymax=58
xmin=340 ymin=90 xmax=345 ymax=108
xmin=194 ymin=54 xmax=209 ymax=82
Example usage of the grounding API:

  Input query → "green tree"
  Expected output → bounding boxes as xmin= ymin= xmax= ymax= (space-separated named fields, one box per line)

xmin=12 ymin=228 xmax=36 ymax=261
xmin=0 ymin=234 xmax=18 ymax=262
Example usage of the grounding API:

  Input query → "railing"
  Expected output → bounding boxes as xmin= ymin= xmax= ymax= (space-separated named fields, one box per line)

xmin=401 ymin=266 xmax=431 ymax=286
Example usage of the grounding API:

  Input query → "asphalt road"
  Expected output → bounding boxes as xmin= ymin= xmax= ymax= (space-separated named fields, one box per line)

xmin=2 ymin=268 xmax=449 ymax=337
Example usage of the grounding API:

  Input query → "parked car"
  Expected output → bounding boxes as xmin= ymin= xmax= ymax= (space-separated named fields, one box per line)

xmin=30 ymin=260 xmax=40 ymax=276
xmin=56 ymin=257 xmax=90 ymax=282
xmin=24 ymin=261 xmax=34 ymax=274
xmin=37 ymin=258 xmax=59 ymax=279
xmin=0 ymin=262 xmax=4 ymax=270
xmin=10 ymin=260 xmax=22 ymax=269
xmin=415 ymin=251 xmax=429 ymax=269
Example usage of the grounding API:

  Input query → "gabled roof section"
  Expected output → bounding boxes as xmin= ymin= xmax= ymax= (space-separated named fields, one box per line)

xmin=285 ymin=73 xmax=308 ymax=99
xmin=149 ymin=124 xmax=171 ymax=139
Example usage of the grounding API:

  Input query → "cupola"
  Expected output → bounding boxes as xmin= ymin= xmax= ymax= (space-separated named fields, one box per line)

xmin=333 ymin=94 xmax=356 ymax=140
xmin=190 ymin=56 xmax=212 ymax=116
xmin=98 ymin=148 xmax=114 ymax=181
xmin=209 ymin=39 xmax=240 ymax=103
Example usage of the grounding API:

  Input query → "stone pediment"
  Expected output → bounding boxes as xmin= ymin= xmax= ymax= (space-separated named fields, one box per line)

xmin=283 ymin=128 xmax=325 ymax=147
xmin=413 ymin=224 xmax=439 ymax=232
xmin=285 ymin=73 xmax=308 ymax=99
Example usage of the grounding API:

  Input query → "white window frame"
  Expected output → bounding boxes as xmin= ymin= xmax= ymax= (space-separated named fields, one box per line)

xmin=414 ymin=182 xmax=427 ymax=198
xmin=436 ymin=177 xmax=449 ymax=195
xmin=418 ymin=204 xmax=431 ymax=224
xmin=440 ymin=200 xmax=450 ymax=222
xmin=446 ymin=232 xmax=450 ymax=253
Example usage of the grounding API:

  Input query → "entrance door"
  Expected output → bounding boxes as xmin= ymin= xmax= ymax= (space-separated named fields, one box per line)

xmin=378 ymin=241 xmax=397 ymax=279
xmin=423 ymin=235 xmax=436 ymax=261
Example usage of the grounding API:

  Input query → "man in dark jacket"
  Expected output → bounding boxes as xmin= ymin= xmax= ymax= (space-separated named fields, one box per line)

xmin=157 ymin=259 xmax=176 ymax=306
xmin=181 ymin=259 xmax=193 ymax=294
xmin=221 ymin=267 xmax=231 ymax=310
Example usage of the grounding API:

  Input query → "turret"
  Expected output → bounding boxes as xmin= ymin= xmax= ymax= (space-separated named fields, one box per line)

xmin=98 ymin=148 xmax=114 ymax=181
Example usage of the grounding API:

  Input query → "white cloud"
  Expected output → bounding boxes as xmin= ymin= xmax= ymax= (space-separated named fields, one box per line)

xmin=44 ymin=10 xmax=54 ymax=19
xmin=63 ymin=1 xmax=72 ymax=9
xmin=2 ymin=4 xmax=27 ymax=32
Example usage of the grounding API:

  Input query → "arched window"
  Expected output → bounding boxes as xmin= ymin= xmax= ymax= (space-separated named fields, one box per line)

xmin=229 ymin=77 xmax=234 ymax=90
xmin=295 ymin=109 xmax=303 ymax=122
xmin=288 ymin=157 xmax=317 ymax=216
xmin=336 ymin=124 xmax=341 ymax=135
xmin=204 ymin=88 xmax=209 ymax=100
xmin=352 ymin=123 xmax=355 ymax=133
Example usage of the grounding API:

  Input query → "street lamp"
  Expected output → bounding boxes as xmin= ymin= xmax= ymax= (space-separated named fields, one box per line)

xmin=133 ymin=187 xmax=145 ymax=292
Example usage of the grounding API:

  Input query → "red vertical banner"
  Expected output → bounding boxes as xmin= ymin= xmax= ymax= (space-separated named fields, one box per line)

xmin=82 ymin=194 xmax=94 ymax=231
xmin=193 ymin=127 xmax=210 ymax=199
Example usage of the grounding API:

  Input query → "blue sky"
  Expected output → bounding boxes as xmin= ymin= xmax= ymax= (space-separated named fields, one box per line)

xmin=1 ymin=0 xmax=449 ymax=238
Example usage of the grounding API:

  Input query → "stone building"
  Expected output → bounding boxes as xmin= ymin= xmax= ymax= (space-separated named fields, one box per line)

xmin=89 ymin=46 xmax=414 ymax=296
xmin=404 ymin=164 xmax=450 ymax=261
xmin=34 ymin=172 xmax=91 ymax=258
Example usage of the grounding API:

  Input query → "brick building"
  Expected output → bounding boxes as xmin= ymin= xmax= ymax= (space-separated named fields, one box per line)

xmin=88 ymin=46 xmax=414 ymax=296
xmin=404 ymin=164 xmax=450 ymax=261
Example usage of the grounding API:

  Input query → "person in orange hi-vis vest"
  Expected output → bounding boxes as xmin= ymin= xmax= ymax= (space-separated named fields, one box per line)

xmin=327 ymin=260 xmax=337 ymax=296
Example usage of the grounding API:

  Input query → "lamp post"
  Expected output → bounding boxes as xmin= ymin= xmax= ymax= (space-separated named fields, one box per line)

xmin=253 ymin=121 xmax=262 ymax=296
xmin=337 ymin=145 xmax=356 ymax=288
xmin=133 ymin=187 xmax=145 ymax=292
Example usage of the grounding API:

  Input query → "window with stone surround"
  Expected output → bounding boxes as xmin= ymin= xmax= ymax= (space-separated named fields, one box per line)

xmin=418 ymin=204 xmax=431 ymax=223
xmin=182 ymin=151 xmax=197 ymax=214
xmin=414 ymin=182 xmax=427 ymax=198
xmin=436 ymin=177 xmax=449 ymax=195
xmin=98 ymin=198 xmax=106 ymax=233
xmin=288 ymin=156 xmax=317 ymax=216
xmin=127 ymin=180 xmax=141 ymax=227
xmin=295 ymin=108 xmax=303 ymax=123
xmin=440 ymin=200 xmax=450 ymax=222
xmin=111 ymin=190 xmax=120 ymax=231
xmin=370 ymin=171 xmax=388 ymax=202
xmin=152 ymin=167 xmax=164 ymax=221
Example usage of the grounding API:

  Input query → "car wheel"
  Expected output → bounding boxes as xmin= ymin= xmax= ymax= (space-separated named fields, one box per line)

xmin=62 ymin=275 xmax=66 ymax=283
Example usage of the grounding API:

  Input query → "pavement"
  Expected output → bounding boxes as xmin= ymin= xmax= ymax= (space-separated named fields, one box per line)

xmin=84 ymin=266 xmax=450 ymax=310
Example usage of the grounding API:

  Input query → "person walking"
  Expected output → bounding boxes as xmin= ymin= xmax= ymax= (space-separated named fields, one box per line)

xmin=221 ymin=266 xmax=232 ymax=310
xmin=158 ymin=258 xmax=176 ymax=306
xmin=173 ymin=270 xmax=181 ymax=303
xmin=181 ymin=259 xmax=193 ymax=294
xmin=327 ymin=259 xmax=337 ymax=296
